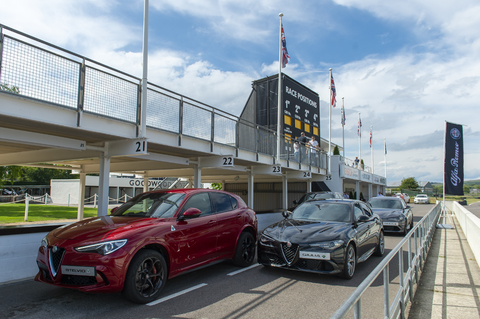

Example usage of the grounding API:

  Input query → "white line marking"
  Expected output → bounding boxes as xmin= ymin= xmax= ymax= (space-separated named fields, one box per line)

xmin=227 ymin=263 xmax=261 ymax=276
xmin=146 ymin=283 xmax=208 ymax=306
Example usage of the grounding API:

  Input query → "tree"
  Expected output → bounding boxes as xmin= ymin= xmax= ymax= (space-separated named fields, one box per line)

xmin=211 ymin=183 xmax=222 ymax=190
xmin=333 ymin=145 xmax=340 ymax=155
xmin=22 ymin=167 xmax=78 ymax=185
xmin=0 ymin=166 xmax=23 ymax=186
xmin=400 ymin=177 xmax=419 ymax=190
xmin=0 ymin=83 xmax=20 ymax=94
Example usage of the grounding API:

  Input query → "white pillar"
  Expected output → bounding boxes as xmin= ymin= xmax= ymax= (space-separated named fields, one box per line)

xmin=143 ymin=174 xmax=149 ymax=193
xmin=356 ymin=181 xmax=360 ymax=200
xmin=77 ymin=171 xmax=86 ymax=220
xmin=193 ymin=164 xmax=202 ymax=188
xmin=282 ymin=175 xmax=288 ymax=209
xmin=98 ymin=155 xmax=111 ymax=216
xmin=368 ymin=183 xmax=372 ymax=201
xmin=247 ymin=170 xmax=254 ymax=209
xmin=306 ymin=179 xmax=312 ymax=193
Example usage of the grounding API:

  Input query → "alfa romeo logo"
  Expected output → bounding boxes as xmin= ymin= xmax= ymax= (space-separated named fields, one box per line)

xmin=286 ymin=241 xmax=292 ymax=248
xmin=450 ymin=128 xmax=461 ymax=140
xmin=52 ymin=246 xmax=58 ymax=253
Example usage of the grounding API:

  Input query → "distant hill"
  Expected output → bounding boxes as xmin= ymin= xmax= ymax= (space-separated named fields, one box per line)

xmin=465 ymin=180 xmax=480 ymax=186
xmin=432 ymin=180 xmax=480 ymax=187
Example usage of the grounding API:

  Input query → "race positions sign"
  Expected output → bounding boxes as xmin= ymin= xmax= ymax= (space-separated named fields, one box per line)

xmin=281 ymin=75 xmax=320 ymax=141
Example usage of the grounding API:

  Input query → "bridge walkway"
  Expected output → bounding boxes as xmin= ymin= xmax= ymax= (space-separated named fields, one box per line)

xmin=408 ymin=212 xmax=480 ymax=318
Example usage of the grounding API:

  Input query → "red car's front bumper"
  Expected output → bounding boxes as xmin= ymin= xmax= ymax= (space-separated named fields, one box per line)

xmin=35 ymin=237 xmax=129 ymax=293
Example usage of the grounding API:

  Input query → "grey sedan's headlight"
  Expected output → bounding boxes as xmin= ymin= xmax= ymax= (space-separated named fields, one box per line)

xmin=310 ymin=240 xmax=344 ymax=250
xmin=259 ymin=234 xmax=275 ymax=247
xmin=75 ymin=239 xmax=128 ymax=255
xmin=41 ymin=236 xmax=48 ymax=248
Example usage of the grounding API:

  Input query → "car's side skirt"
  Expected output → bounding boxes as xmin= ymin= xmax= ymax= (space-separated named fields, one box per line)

xmin=357 ymin=247 xmax=375 ymax=263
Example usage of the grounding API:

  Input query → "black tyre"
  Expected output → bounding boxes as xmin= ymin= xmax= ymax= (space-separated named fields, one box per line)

xmin=374 ymin=231 xmax=385 ymax=257
xmin=233 ymin=232 xmax=255 ymax=267
xmin=122 ymin=249 xmax=167 ymax=304
xmin=341 ymin=244 xmax=356 ymax=279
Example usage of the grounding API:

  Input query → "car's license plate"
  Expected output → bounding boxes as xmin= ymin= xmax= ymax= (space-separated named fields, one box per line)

xmin=383 ymin=222 xmax=399 ymax=226
xmin=300 ymin=251 xmax=330 ymax=260
xmin=61 ymin=265 xmax=96 ymax=276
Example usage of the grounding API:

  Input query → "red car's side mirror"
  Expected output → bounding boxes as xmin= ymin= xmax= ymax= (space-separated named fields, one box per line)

xmin=180 ymin=207 xmax=202 ymax=220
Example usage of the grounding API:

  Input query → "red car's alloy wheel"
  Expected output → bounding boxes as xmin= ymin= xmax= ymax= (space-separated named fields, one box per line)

xmin=123 ymin=249 xmax=167 ymax=304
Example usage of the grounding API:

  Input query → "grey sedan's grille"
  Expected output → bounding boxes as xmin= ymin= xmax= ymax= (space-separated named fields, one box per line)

xmin=281 ymin=243 xmax=299 ymax=264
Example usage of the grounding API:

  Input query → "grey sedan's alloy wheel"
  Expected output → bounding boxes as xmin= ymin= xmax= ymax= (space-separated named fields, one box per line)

xmin=233 ymin=232 xmax=255 ymax=267
xmin=341 ymin=244 xmax=356 ymax=279
xmin=122 ymin=249 xmax=167 ymax=304
xmin=374 ymin=231 xmax=385 ymax=257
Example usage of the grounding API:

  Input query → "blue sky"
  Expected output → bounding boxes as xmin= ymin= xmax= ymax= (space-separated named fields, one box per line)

xmin=1 ymin=0 xmax=479 ymax=183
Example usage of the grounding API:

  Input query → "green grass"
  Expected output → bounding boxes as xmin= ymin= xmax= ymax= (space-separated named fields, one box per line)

xmin=0 ymin=204 xmax=98 ymax=224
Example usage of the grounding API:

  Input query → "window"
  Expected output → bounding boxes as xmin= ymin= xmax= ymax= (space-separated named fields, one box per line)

xmin=230 ymin=195 xmax=238 ymax=209
xmin=359 ymin=202 xmax=373 ymax=216
xmin=354 ymin=205 xmax=364 ymax=221
xmin=181 ymin=193 xmax=212 ymax=216
xmin=210 ymin=192 xmax=233 ymax=214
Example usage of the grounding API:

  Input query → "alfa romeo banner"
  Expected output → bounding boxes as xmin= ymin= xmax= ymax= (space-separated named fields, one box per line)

xmin=444 ymin=121 xmax=464 ymax=195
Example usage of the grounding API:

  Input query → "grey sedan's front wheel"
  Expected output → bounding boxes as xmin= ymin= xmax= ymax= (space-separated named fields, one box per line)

xmin=374 ymin=231 xmax=385 ymax=257
xmin=341 ymin=244 xmax=356 ymax=279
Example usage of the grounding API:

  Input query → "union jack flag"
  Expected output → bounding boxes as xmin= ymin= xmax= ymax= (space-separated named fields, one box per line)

xmin=341 ymin=103 xmax=346 ymax=126
xmin=330 ymin=73 xmax=337 ymax=108
xmin=357 ymin=117 xmax=362 ymax=137
xmin=281 ymin=24 xmax=290 ymax=68
xmin=369 ymin=127 xmax=372 ymax=148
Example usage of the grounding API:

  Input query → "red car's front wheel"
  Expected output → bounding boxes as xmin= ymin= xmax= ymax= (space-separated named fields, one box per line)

xmin=122 ymin=249 xmax=167 ymax=304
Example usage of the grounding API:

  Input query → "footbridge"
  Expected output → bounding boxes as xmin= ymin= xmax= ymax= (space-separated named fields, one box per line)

xmin=0 ymin=24 xmax=385 ymax=216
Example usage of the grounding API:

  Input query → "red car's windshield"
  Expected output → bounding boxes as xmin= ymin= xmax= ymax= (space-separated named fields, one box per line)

xmin=111 ymin=192 xmax=186 ymax=218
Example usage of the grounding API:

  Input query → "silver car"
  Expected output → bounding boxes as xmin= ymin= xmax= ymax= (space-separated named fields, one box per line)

xmin=414 ymin=194 xmax=430 ymax=204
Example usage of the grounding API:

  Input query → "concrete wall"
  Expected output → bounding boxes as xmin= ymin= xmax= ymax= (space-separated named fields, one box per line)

xmin=50 ymin=180 xmax=80 ymax=205
xmin=449 ymin=201 xmax=480 ymax=269
xmin=0 ymin=232 xmax=48 ymax=283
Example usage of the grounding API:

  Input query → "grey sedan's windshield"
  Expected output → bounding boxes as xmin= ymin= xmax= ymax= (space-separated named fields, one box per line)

xmin=111 ymin=192 xmax=185 ymax=218
xmin=369 ymin=199 xmax=403 ymax=209
xmin=298 ymin=193 xmax=338 ymax=205
xmin=292 ymin=202 xmax=351 ymax=222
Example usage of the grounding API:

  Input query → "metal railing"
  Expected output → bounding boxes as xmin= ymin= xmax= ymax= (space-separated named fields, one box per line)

xmin=330 ymin=203 xmax=442 ymax=319
xmin=0 ymin=24 xmax=326 ymax=170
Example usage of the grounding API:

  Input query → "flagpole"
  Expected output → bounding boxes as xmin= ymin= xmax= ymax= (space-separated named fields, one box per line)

xmin=384 ymin=138 xmax=387 ymax=179
xmin=443 ymin=121 xmax=446 ymax=213
xmin=328 ymin=68 xmax=332 ymax=174
xmin=276 ymin=13 xmax=283 ymax=163
xmin=140 ymin=0 xmax=149 ymax=138
xmin=358 ymin=112 xmax=361 ymax=169
xmin=371 ymin=125 xmax=373 ymax=174
xmin=342 ymin=97 xmax=345 ymax=158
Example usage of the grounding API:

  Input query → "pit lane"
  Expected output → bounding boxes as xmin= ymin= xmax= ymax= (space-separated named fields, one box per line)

xmin=0 ymin=204 xmax=433 ymax=319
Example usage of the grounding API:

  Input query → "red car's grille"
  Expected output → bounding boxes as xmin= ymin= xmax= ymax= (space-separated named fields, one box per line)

xmin=61 ymin=274 xmax=97 ymax=286
xmin=49 ymin=247 xmax=65 ymax=276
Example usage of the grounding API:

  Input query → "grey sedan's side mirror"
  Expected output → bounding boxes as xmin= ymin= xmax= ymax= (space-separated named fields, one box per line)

xmin=282 ymin=211 xmax=291 ymax=219
xmin=357 ymin=215 xmax=370 ymax=223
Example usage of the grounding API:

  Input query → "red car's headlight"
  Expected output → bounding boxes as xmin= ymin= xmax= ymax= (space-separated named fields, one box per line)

xmin=74 ymin=239 xmax=128 ymax=255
